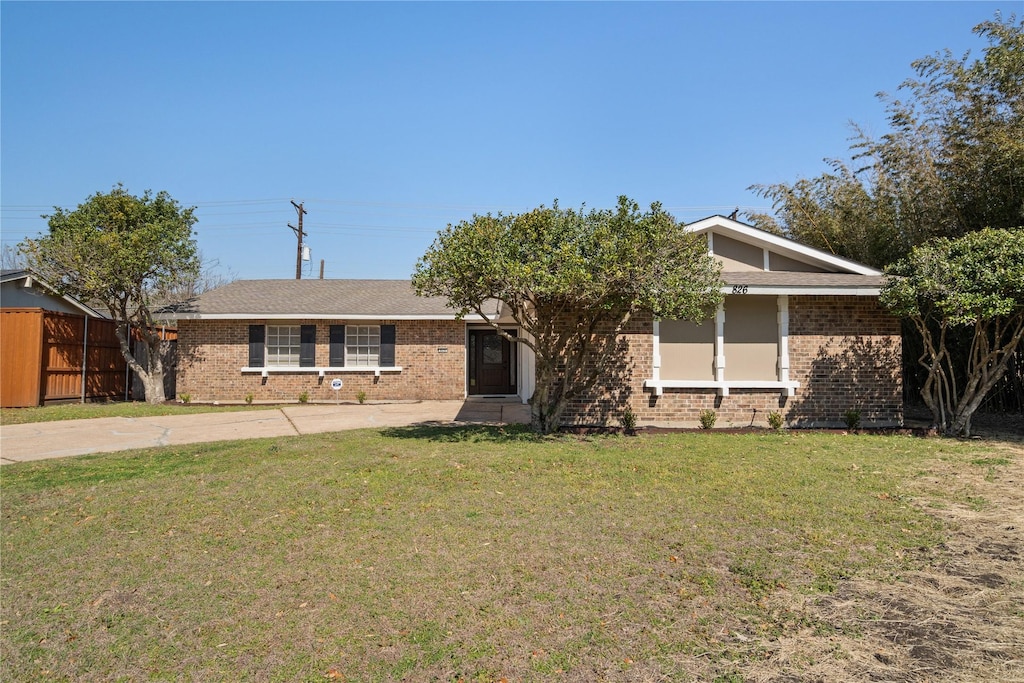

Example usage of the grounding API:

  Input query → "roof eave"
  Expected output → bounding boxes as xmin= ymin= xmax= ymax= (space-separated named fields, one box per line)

xmin=720 ymin=285 xmax=881 ymax=296
xmin=687 ymin=216 xmax=882 ymax=276
xmin=167 ymin=312 xmax=499 ymax=322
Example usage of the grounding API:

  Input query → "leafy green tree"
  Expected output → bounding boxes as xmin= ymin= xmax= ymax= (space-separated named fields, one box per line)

xmin=880 ymin=228 xmax=1024 ymax=436
xmin=21 ymin=185 xmax=200 ymax=404
xmin=749 ymin=13 xmax=1023 ymax=269
xmin=413 ymin=196 xmax=722 ymax=433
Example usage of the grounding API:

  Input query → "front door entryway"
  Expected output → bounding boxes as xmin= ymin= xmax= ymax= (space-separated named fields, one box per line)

xmin=468 ymin=329 xmax=517 ymax=395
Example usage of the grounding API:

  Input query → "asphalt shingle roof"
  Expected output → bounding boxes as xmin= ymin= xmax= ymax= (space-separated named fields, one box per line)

xmin=170 ymin=279 xmax=465 ymax=318
xmin=169 ymin=272 xmax=886 ymax=320
xmin=720 ymin=272 xmax=887 ymax=288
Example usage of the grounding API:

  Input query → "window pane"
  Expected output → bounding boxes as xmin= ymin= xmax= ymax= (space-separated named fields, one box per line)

xmin=266 ymin=325 xmax=301 ymax=367
xmin=345 ymin=325 xmax=380 ymax=366
xmin=482 ymin=334 xmax=503 ymax=364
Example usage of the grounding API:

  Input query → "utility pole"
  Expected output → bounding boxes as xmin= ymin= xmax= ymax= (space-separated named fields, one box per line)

xmin=288 ymin=200 xmax=307 ymax=279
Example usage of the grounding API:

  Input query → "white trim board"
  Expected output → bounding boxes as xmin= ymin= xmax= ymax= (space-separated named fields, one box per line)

xmin=644 ymin=379 xmax=800 ymax=397
xmin=686 ymin=216 xmax=882 ymax=276
xmin=717 ymin=285 xmax=881 ymax=296
xmin=172 ymin=313 xmax=497 ymax=321
xmin=241 ymin=366 xmax=403 ymax=377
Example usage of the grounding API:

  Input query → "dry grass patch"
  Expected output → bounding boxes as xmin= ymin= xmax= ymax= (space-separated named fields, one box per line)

xmin=1 ymin=427 xmax=1019 ymax=682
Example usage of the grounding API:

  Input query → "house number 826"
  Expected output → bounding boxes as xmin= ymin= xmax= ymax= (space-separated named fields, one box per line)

xmin=731 ymin=285 xmax=749 ymax=294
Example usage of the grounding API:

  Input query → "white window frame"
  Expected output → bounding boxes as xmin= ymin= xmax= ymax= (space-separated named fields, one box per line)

xmin=266 ymin=324 xmax=302 ymax=368
xmin=345 ymin=324 xmax=381 ymax=367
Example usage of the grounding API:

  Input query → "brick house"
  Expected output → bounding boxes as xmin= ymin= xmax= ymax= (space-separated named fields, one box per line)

xmin=171 ymin=216 xmax=901 ymax=428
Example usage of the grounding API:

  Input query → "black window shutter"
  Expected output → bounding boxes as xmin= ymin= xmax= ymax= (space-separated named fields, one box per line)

xmin=300 ymin=325 xmax=316 ymax=367
xmin=248 ymin=325 xmax=265 ymax=367
xmin=380 ymin=324 xmax=396 ymax=367
xmin=329 ymin=325 xmax=346 ymax=367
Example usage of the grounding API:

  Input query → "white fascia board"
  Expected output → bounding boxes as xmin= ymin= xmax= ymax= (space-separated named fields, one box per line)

xmin=168 ymin=312 xmax=498 ymax=321
xmin=686 ymin=216 xmax=882 ymax=276
xmin=718 ymin=285 xmax=881 ymax=296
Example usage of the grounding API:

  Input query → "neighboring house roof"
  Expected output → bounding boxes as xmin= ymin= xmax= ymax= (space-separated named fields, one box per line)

xmin=686 ymin=215 xmax=883 ymax=277
xmin=0 ymin=269 xmax=107 ymax=318
xmin=167 ymin=279 xmax=498 ymax=321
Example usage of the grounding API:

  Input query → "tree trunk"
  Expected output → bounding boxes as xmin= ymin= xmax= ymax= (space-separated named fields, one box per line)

xmin=938 ymin=318 xmax=1024 ymax=437
xmin=946 ymin=347 xmax=1020 ymax=437
xmin=141 ymin=338 xmax=167 ymax=404
xmin=528 ymin=361 xmax=569 ymax=435
xmin=112 ymin=321 xmax=166 ymax=405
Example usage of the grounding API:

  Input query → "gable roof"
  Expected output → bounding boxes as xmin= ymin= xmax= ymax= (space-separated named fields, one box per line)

xmin=167 ymin=279 xmax=496 ymax=321
xmin=1 ymin=269 xmax=107 ymax=318
xmin=686 ymin=215 xmax=883 ymax=276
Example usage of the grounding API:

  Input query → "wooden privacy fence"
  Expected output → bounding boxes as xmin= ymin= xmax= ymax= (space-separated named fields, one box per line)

xmin=0 ymin=308 xmax=177 ymax=408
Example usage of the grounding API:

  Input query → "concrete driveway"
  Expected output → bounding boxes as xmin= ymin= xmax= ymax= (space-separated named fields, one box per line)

xmin=0 ymin=400 xmax=531 ymax=465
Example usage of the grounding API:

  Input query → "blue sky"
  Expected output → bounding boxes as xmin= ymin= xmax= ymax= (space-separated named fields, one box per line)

xmin=0 ymin=1 xmax=1010 ymax=281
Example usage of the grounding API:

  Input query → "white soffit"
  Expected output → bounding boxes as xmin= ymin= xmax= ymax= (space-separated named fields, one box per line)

xmin=686 ymin=216 xmax=882 ymax=276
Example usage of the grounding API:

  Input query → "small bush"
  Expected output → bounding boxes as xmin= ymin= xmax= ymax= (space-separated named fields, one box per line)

xmin=244 ymin=393 xmax=254 ymax=405
xmin=298 ymin=391 xmax=309 ymax=404
xmin=356 ymin=391 xmax=367 ymax=405
xmin=698 ymin=409 xmax=717 ymax=430
xmin=843 ymin=409 xmax=861 ymax=430
xmin=179 ymin=393 xmax=191 ymax=405
xmin=619 ymin=407 xmax=637 ymax=434
xmin=767 ymin=410 xmax=784 ymax=431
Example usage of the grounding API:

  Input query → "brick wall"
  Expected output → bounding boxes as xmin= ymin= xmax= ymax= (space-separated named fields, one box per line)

xmin=176 ymin=319 xmax=466 ymax=403
xmin=562 ymin=296 xmax=903 ymax=428
xmin=176 ymin=297 xmax=903 ymax=425
xmin=785 ymin=296 xmax=902 ymax=427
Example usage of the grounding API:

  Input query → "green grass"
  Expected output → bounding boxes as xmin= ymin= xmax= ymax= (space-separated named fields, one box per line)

xmin=0 ymin=400 xmax=277 ymax=426
xmin=0 ymin=427 xmax=999 ymax=681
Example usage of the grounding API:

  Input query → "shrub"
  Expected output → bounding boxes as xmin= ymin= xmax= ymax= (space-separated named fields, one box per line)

xmin=298 ymin=391 xmax=309 ymax=404
xmin=356 ymin=391 xmax=367 ymax=405
xmin=244 ymin=393 xmax=254 ymax=405
xmin=698 ymin=409 xmax=717 ymax=430
xmin=179 ymin=393 xmax=191 ymax=405
xmin=843 ymin=409 xmax=861 ymax=430
xmin=619 ymin=407 xmax=637 ymax=434
xmin=767 ymin=410 xmax=784 ymax=431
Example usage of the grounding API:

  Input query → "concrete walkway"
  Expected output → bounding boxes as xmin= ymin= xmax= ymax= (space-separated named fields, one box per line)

xmin=0 ymin=400 xmax=531 ymax=465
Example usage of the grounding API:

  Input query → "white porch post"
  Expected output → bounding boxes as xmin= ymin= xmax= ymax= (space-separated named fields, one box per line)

xmin=651 ymin=320 xmax=663 ymax=396
xmin=778 ymin=295 xmax=794 ymax=396
xmin=714 ymin=301 xmax=728 ymax=396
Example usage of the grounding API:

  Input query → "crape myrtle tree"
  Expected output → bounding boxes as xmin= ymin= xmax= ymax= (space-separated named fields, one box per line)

xmin=413 ymin=196 xmax=723 ymax=434
xmin=21 ymin=185 xmax=200 ymax=404
xmin=880 ymin=228 xmax=1024 ymax=436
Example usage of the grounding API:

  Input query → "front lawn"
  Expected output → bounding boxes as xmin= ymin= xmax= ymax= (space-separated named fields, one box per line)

xmin=0 ymin=428 xmax=1016 ymax=681
xmin=0 ymin=401 xmax=277 ymax=426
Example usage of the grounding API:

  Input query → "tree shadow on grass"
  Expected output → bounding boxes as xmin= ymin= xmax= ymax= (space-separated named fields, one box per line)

xmin=379 ymin=422 xmax=543 ymax=443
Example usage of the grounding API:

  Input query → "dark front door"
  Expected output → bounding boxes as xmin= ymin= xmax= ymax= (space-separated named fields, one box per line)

xmin=469 ymin=330 xmax=517 ymax=395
